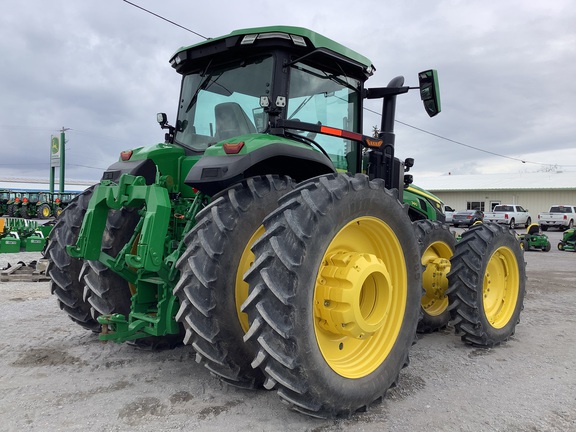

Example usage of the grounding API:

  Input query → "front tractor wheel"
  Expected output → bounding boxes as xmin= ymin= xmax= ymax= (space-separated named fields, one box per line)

xmin=174 ymin=175 xmax=294 ymax=388
xmin=414 ymin=220 xmax=455 ymax=333
xmin=447 ymin=223 xmax=526 ymax=347
xmin=242 ymin=173 xmax=421 ymax=418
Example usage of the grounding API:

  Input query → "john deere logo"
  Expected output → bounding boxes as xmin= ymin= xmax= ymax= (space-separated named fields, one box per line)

xmin=51 ymin=137 xmax=59 ymax=154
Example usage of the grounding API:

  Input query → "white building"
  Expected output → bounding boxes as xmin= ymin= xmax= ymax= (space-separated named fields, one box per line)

xmin=416 ymin=171 xmax=576 ymax=216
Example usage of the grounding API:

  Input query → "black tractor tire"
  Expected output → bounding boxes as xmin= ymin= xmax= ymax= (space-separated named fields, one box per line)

xmin=81 ymin=207 xmax=138 ymax=319
xmin=19 ymin=205 xmax=29 ymax=219
xmin=7 ymin=204 xmax=15 ymax=217
xmin=45 ymin=187 xmax=99 ymax=331
xmin=242 ymin=173 xmax=421 ymax=418
xmin=37 ymin=203 xmax=52 ymax=219
xmin=558 ymin=242 xmax=564 ymax=251
xmin=174 ymin=175 xmax=294 ymax=388
xmin=447 ymin=223 xmax=526 ymax=347
xmin=414 ymin=220 xmax=456 ymax=333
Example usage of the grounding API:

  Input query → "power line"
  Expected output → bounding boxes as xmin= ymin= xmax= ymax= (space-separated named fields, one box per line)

xmin=122 ymin=1 xmax=209 ymax=40
xmin=395 ymin=119 xmax=576 ymax=168
xmin=68 ymin=163 xmax=107 ymax=170
xmin=364 ymin=106 xmax=576 ymax=168
xmin=394 ymin=119 xmax=528 ymax=163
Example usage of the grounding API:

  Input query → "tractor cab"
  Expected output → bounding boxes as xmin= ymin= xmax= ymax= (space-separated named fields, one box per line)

xmin=158 ymin=26 xmax=439 ymax=196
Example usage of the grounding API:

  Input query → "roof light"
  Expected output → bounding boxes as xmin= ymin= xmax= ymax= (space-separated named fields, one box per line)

xmin=120 ymin=150 xmax=133 ymax=161
xmin=170 ymin=51 xmax=188 ymax=66
xmin=241 ymin=32 xmax=305 ymax=46
xmin=257 ymin=32 xmax=291 ymax=41
xmin=290 ymin=35 xmax=306 ymax=46
xmin=241 ymin=34 xmax=258 ymax=45
xmin=223 ymin=141 xmax=245 ymax=154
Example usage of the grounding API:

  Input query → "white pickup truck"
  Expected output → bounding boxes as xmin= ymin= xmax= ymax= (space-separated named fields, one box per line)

xmin=484 ymin=204 xmax=532 ymax=229
xmin=538 ymin=205 xmax=576 ymax=231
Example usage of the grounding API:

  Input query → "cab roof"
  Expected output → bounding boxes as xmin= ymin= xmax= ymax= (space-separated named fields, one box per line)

xmin=171 ymin=25 xmax=374 ymax=78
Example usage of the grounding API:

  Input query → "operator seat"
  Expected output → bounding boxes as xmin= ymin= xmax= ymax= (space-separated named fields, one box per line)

xmin=527 ymin=224 xmax=540 ymax=235
xmin=214 ymin=102 xmax=256 ymax=141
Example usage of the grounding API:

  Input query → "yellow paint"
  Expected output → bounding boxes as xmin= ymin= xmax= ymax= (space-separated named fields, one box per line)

xmin=314 ymin=217 xmax=407 ymax=378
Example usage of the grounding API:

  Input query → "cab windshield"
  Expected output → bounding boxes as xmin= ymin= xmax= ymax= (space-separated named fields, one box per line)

xmin=287 ymin=62 xmax=361 ymax=170
xmin=175 ymin=55 xmax=273 ymax=152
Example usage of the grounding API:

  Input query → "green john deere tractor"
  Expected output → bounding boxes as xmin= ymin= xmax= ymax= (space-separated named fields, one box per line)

xmin=46 ymin=26 xmax=526 ymax=418
xmin=0 ymin=190 xmax=11 ymax=216
xmin=5 ymin=192 xmax=22 ymax=217
xmin=557 ymin=228 xmax=576 ymax=251
xmin=19 ymin=192 xmax=53 ymax=219
xmin=51 ymin=192 xmax=77 ymax=217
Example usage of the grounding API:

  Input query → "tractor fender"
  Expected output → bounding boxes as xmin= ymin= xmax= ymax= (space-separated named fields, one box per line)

xmin=185 ymin=143 xmax=335 ymax=196
xmin=101 ymin=158 xmax=157 ymax=185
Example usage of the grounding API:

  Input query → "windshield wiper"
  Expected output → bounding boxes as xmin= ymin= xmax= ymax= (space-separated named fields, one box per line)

xmin=185 ymin=73 xmax=214 ymax=114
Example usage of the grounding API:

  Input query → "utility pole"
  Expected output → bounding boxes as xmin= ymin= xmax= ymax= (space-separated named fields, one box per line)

xmin=59 ymin=127 xmax=69 ymax=193
xmin=49 ymin=135 xmax=56 ymax=194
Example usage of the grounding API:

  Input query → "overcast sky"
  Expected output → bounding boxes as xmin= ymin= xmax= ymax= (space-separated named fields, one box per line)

xmin=1 ymin=0 xmax=575 ymax=183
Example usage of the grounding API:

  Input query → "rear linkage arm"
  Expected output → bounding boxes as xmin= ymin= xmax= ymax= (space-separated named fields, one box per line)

xmin=66 ymin=173 xmax=203 ymax=343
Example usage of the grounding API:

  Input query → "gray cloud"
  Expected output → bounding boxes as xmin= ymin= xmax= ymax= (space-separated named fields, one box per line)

xmin=1 ymin=0 xmax=574 ymax=183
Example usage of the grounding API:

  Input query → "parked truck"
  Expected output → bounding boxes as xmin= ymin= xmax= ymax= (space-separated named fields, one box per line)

xmin=484 ymin=204 xmax=532 ymax=229
xmin=538 ymin=205 xmax=576 ymax=231
xmin=45 ymin=26 xmax=526 ymax=418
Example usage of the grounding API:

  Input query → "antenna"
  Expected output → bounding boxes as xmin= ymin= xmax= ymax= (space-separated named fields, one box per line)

xmin=123 ymin=0 xmax=209 ymax=40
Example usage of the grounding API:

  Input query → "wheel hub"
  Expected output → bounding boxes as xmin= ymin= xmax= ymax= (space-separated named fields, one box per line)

xmin=422 ymin=257 xmax=450 ymax=300
xmin=315 ymin=251 xmax=391 ymax=339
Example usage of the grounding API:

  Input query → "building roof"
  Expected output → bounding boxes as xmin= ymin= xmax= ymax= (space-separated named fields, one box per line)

xmin=415 ymin=172 xmax=576 ymax=192
xmin=0 ymin=177 xmax=93 ymax=193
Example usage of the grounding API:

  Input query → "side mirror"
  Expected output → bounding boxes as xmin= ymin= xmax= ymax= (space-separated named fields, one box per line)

xmin=418 ymin=70 xmax=441 ymax=117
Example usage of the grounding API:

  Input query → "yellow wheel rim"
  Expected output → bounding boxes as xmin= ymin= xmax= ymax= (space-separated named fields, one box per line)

xmin=314 ymin=217 xmax=407 ymax=379
xmin=235 ymin=225 xmax=265 ymax=333
xmin=42 ymin=206 xmax=50 ymax=217
xmin=483 ymin=246 xmax=519 ymax=329
xmin=420 ymin=241 xmax=452 ymax=317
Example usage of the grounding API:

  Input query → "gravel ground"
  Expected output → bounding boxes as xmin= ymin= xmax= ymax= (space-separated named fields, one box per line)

xmin=0 ymin=228 xmax=575 ymax=431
